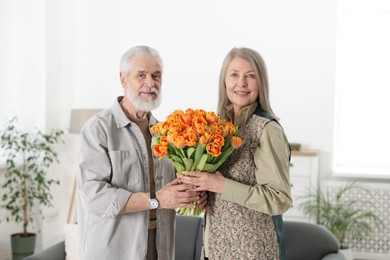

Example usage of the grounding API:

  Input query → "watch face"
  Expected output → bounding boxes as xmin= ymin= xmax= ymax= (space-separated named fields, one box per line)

xmin=150 ymin=199 xmax=158 ymax=209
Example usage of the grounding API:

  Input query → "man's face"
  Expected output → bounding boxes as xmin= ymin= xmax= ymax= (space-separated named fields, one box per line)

xmin=121 ymin=55 xmax=162 ymax=112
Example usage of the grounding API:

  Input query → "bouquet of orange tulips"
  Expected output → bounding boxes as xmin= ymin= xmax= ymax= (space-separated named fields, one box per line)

xmin=151 ymin=108 xmax=243 ymax=216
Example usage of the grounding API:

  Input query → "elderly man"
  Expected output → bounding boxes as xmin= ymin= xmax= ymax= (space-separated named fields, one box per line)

xmin=77 ymin=46 xmax=206 ymax=260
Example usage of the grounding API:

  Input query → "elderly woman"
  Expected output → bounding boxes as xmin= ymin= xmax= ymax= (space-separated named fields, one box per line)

xmin=180 ymin=47 xmax=292 ymax=260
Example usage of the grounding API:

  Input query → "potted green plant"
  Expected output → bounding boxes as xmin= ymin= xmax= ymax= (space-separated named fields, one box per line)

xmin=0 ymin=117 xmax=64 ymax=260
xmin=298 ymin=182 xmax=381 ymax=254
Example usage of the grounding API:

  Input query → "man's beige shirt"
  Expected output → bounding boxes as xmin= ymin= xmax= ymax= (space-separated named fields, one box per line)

xmin=77 ymin=97 xmax=176 ymax=260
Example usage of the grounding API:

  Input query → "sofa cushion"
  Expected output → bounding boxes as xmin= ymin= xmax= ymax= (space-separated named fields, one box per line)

xmin=175 ymin=214 xmax=203 ymax=260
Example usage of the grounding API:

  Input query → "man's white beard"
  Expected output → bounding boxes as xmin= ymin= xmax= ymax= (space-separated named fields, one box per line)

xmin=125 ymin=86 xmax=161 ymax=112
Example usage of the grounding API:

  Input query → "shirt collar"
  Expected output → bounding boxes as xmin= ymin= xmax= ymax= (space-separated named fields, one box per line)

xmin=112 ymin=96 xmax=158 ymax=128
xmin=226 ymin=102 xmax=258 ymax=127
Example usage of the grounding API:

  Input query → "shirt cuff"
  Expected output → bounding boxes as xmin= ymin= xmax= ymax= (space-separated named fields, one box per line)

xmin=104 ymin=188 xmax=131 ymax=218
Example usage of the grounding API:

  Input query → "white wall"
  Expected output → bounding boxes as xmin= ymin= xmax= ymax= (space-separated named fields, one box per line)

xmin=54 ymin=0 xmax=338 ymax=178
xmin=0 ymin=0 xmax=46 ymax=129
xmin=1 ymin=0 xmax=340 ymax=256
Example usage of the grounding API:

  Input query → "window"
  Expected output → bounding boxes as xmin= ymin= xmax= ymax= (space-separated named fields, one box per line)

xmin=334 ymin=0 xmax=390 ymax=178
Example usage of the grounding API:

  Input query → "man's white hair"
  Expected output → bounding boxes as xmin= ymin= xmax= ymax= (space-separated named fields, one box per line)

xmin=120 ymin=45 xmax=163 ymax=76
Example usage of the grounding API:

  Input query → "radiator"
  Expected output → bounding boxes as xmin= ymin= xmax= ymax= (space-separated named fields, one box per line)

xmin=325 ymin=181 xmax=390 ymax=260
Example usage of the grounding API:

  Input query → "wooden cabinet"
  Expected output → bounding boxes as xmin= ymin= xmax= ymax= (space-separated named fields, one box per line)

xmin=283 ymin=150 xmax=319 ymax=222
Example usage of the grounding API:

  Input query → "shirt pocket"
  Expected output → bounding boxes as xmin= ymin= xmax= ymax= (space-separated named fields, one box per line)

xmin=109 ymin=149 xmax=143 ymax=191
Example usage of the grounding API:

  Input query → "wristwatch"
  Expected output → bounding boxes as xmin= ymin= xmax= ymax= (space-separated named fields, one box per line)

xmin=148 ymin=192 xmax=159 ymax=210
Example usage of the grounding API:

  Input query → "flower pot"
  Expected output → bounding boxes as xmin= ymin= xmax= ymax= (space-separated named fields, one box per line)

xmin=11 ymin=233 xmax=36 ymax=260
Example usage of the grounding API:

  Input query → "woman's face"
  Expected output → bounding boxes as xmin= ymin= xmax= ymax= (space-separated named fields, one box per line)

xmin=225 ymin=56 xmax=259 ymax=115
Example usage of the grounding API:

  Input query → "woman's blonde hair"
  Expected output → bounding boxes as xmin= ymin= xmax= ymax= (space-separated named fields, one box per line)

xmin=217 ymin=47 xmax=277 ymax=120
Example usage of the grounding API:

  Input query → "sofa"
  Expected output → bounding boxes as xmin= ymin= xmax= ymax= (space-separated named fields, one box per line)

xmin=24 ymin=216 xmax=345 ymax=260
xmin=24 ymin=214 xmax=203 ymax=260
